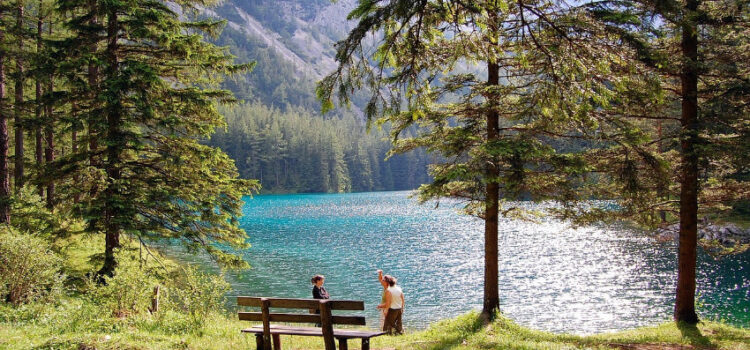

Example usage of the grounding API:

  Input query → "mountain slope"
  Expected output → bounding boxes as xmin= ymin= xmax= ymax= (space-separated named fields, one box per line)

xmin=199 ymin=0 xmax=356 ymax=110
xmin=197 ymin=0 xmax=432 ymax=193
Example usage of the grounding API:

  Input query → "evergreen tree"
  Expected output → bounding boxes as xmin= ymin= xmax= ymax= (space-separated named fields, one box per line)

xmin=588 ymin=0 xmax=750 ymax=324
xmin=208 ymin=102 xmax=430 ymax=194
xmin=0 ymin=4 xmax=10 ymax=223
xmin=13 ymin=0 xmax=25 ymax=190
xmin=319 ymin=0 xmax=659 ymax=320
xmin=56 ymin=0 xmax=258 ymax=276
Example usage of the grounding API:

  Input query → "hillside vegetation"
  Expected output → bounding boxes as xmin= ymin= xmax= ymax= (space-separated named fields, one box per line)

xmin=208 ymin=103 xmax=430 ymax=193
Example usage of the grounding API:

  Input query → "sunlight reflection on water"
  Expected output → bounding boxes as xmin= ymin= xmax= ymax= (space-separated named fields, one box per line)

xmin=186 ymin=191 xmax=749 ymax=334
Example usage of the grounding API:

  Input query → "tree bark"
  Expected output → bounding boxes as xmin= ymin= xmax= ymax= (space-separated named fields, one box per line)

xmin=72 ymin=103 xmax=80 ymax=204
xmin=674 ymin=0 xmax=700 ymax=325
xmin=44 ymin=100 xmax=54 ymax=208
xmin=99 ymin=8 xmax=121 ymax=277
xmin=14 ymin=0 xmax=24 ymax=191
xmin=0 ymin=26 xmax=11 ymax=223
xmin=44 ymin=24 xmax=54 ymax=208
xmin=87 ymin=0 xmax=99 ymax=198
xmin=482 ymin=60 xmax=500 ymax=320
xmin=35 ymin=7 xmax=43 ymax=198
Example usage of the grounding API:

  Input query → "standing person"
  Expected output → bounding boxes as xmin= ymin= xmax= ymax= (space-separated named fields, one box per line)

xmin=376 ymin=269 xmax=388 ymax=329
xmin=377 ymin=275 xmax=404 ymax=335
xmin=311 ymin=275 xmax=329 ymax=327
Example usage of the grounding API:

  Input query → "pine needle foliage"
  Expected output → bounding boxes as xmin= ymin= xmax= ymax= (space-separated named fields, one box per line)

xmin=53 ymin=0 xmax=258 ymax=274
xmin=318 ymin=0 xmax=669 ymax=318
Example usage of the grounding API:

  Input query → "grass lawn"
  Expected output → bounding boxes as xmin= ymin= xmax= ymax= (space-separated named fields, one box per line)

xmin=1 ymin=309 xmax=748 ymax=350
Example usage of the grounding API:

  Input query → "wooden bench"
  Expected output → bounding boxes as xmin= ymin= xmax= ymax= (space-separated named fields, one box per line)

xmin=238 ymin=296 xmax=385 ymax=350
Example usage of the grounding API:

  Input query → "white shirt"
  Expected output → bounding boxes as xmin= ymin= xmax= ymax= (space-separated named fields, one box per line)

xmin=388 ymin=286 xmax=403 ymax=309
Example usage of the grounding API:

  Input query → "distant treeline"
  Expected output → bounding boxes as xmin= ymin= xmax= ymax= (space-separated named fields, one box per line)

xmin=209 ymin=103 xmax=431 ymax=193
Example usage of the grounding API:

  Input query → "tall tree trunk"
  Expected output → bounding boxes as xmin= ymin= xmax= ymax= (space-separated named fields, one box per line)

xmin=14 ymin=0 xmax=24 ymax=191
xmin=674 ymin=0 xmax=700 ymax=325
xmin=482 ymin=60 xmax=500 ymax=321
xmin=0 ymin=27 xmax=11 ymax=223
xmin=99 ymin=9 xmax=121 ymax=277
xmin=657 ymin=120 xmax=666 ymax=223
xmin=35 ymin=7 xmax=43 ymax=197
xmin=44 ymin=24 xmax=54 ymax=208
xmin=87 ymin=0 xmax=99 ymax=198
xmin=44 ymin=90 xmax=54 ymax=208
xmin=72 ymin=103 xmax=80 ymax=204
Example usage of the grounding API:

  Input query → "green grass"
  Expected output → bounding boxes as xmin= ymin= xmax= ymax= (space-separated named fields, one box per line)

xmin=1 ymin=306 xmax=748 ymax=350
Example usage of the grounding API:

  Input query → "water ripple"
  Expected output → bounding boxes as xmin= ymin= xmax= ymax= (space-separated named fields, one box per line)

xmin=210 ymin=191 xmax=750 ymax=334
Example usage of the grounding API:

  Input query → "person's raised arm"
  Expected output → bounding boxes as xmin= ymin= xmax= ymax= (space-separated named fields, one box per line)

xmin=378 ymin=269 xmax=388 ymax=289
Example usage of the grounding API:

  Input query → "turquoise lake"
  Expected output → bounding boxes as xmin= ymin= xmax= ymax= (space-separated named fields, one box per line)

xmin=193 ymin=191 xmax=749 ymax=334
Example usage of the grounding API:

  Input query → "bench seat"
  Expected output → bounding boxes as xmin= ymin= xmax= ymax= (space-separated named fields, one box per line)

xmin=242 ymin=325 xmax=385 ymax=350
xmin=238 ymin=296 xmax=384 ymax=350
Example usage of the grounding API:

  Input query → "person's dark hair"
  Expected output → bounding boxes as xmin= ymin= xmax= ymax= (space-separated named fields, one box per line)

xmin=383 ymin=275 xmax=397 ymax=286
xmin=311 ymin=275 xmax=325 ymax=284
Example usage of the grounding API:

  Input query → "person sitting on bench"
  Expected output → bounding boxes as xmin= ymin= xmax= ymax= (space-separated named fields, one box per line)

xmin=311 ymin=274 xmax=329 ymax=326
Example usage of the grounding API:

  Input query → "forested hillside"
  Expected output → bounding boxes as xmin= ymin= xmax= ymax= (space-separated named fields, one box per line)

xmin=209 ymin=104 xmax=431 ymax=193
xmin=197 ymin=0 xmax=431 ymax=193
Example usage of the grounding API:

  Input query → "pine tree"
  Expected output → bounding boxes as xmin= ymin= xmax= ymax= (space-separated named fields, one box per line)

xmin=588 ymin=0 xmax=750 ymax=325
xmin=0 ymin=4 xmax=11 ymax=223
xmin=13 ymin=0 xmax=25 ymax=190
xmin=319 ymin=0 xmax=659 ymax=319
xmin=56 ymin=0 xmax=258 ymax=276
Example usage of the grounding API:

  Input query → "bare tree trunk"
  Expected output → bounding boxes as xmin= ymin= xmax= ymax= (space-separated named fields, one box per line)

xmin=657 ymin=120 xmax=666 ymax=223
xmin=72 ymin=104 xmax=80 ymax=204
xmin=674 ymin=0 xmax=700 ymax=325
xmin=88 ymin=0 xmax=99 ymax=198
xmin=99 ymin=8 xmax=121 ymax=277
xmin=35 ymin=5 xmax=43 ymax=198
xmin=44 ymin=24 xmax=54 ymax=208
xmin=0 ymin=27 xmax=11 ymax=223
xmin=14 ymin=0 xmax=24 ymax=191
xmin=482 ymin=60 xmax=500 ymax=321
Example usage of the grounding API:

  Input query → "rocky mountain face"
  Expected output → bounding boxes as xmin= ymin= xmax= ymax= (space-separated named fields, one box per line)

xmin=200 ymin=0 xmax=358 ymax=109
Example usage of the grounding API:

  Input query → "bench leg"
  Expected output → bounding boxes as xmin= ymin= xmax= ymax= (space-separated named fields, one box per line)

xmin=338 ymin=338 xmax=348 ymax=350
xmin=361 ymin=338 xmax=369 ymax=350
xmin=272 ymin=334 xmax=281 ymax=350
xmin=255 ymin=334 xmax=263 ymax=350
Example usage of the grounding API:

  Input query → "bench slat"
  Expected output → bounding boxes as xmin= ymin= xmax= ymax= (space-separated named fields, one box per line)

xmin=237 ymin=297 xmax=364 ymax=310
xmin=238 ymin=297 xmax=318 ymax=309
xmin=238 ymin=312 xmax=366 ymax=326
xmin=328 ymin=300 xmax=365 ymax=311
xmin=242 ymin=326 xmax=385 ymax=339
xmin=240 ymin=312 xmax=319 ymax=323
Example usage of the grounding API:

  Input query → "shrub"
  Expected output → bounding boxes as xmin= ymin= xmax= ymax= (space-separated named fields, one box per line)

xmin=165 ymin=266 xmax=231 ymax=327
xmin=89 ymin=252 xmax=158 ymax=317
xmin=10 ymin=186 xmax=72 ymax=238
xmin=0 ymin=227 xmax=64 ymax=305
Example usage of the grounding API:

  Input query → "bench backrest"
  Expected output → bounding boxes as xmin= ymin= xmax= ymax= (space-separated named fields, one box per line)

xmin=237 ymin=296 xmax=367 ymax=350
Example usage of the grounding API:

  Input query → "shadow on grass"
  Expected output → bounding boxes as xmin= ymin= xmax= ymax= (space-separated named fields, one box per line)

xmin=677 ymin=322 xmax=713 ymax=348
xmin=411 ymin=312 xmax=486 ymax=350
